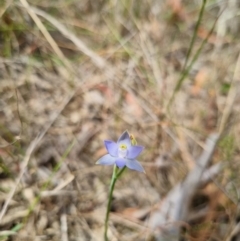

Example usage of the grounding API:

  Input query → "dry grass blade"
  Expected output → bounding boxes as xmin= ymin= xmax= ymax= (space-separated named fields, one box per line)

xmin=0 ymin=230 xmax=16 ymax=236
xmin=60 ymin=213 xmax=68 ymax=241
xmin=19 ymin=0 xmax=74 ymax=73
xmin=21 ymin=4 xmax=106 ymax=69
xmin=226 ymin=222 xmax=240 ymax=241
xmin=0 ymin=210 xmax=28 ymax=227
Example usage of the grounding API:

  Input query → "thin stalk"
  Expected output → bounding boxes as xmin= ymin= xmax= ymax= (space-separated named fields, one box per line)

xmin=104 ymin=165 xmax=126 ymax=241
xmin=182 ymin=0 xmax=207 ymax=71
xmin=166 ymin=0 xmax=207 ymax=110
xmin=167 ymin=7 xmax=220 ymax=110
xmin=117 ymin=166 xmax=126 ymax=178
xmin=104 ymin=165 xmax=117 ymax=241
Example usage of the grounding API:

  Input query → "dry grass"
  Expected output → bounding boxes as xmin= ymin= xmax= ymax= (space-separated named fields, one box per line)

xmin=0 ymin=0 xmax=240 ymax=240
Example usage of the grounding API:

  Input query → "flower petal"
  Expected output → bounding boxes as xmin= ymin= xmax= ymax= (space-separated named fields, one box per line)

xmin=126 ymin=159 xmax=145 ymax=173
xmin=104 ymin=140 xmax=118 ymax=157
xmin=115 ymin=158 xmax=126 ymax=168
xmin=96 ymin=154 xmax=116 ymax=166
xmin=117 ymin=130 xmax=131 ymax=147
xmin=127 ymin=145 xmax=144 ymax=159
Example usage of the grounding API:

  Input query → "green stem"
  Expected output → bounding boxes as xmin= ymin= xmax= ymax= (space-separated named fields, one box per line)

xmin=116 ymin=166 xmax=126 ymax=178
xmin=104 ymin=165 xmax=126 ymax=241
xmin=167 ymin=0 xmax=207 ymax=110
xmin=182 ymin=0 xmax=207 ymax=71
xmin=167 ymin=1 xmax=221 ymax=110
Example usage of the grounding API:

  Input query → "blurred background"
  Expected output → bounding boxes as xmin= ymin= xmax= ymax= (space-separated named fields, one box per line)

xmin=0 ymin=0 xmax=240 ymax=240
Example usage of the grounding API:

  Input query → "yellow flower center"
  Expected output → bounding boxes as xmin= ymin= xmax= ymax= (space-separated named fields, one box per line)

xmin=119 ymin=144 xmax=127 ymax=150
xmin=118 ymin=144 xmax=127 ymax=158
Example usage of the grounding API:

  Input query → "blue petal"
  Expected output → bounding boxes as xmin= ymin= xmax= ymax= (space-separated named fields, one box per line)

xmin=104 ymin=140 xmax=118 ymax=157
xmin=117 ymin=130 xmax=131 ymax=148
xmin=96 ymin=154 xmax=116 ymax=165
xmin=115 ymin=158 xmax=126 ymax=168
xmin=126 ymin=159 xmax=145 ymax=173
xmin=127 ymin=145 xmax=144 ymax=159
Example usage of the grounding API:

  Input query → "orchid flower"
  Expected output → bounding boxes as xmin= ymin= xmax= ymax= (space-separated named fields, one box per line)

xmin=96 ymin=130 xmax=145 ymax=173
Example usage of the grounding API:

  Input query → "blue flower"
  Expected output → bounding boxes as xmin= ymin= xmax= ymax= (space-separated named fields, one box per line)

xmin=96 ymin=131 xmax=145 ymax=173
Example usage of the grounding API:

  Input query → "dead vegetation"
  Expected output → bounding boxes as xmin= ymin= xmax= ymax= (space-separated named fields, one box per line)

xmin=0 ymin=0 xmax=240 ymax=240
